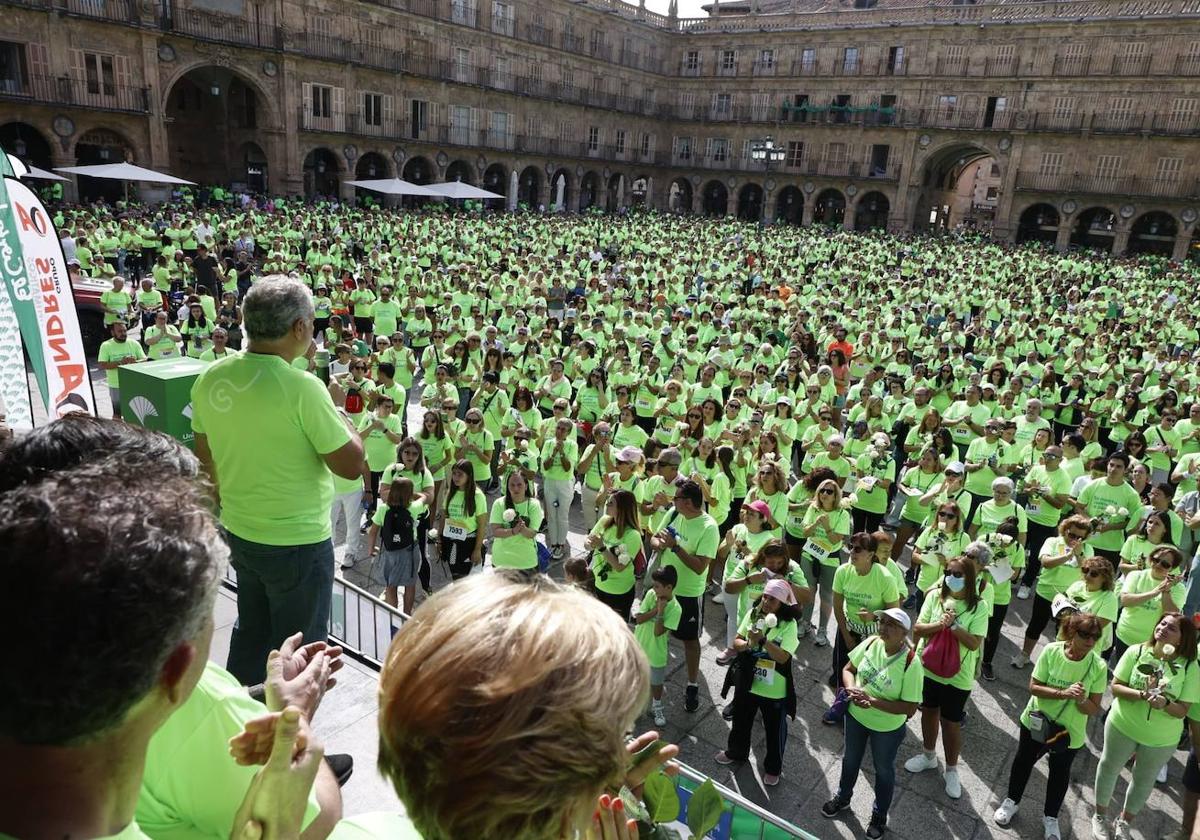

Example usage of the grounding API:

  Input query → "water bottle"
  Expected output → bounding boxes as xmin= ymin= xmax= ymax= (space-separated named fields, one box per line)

xmin=316 ymin=348 xmax=330 ymax=384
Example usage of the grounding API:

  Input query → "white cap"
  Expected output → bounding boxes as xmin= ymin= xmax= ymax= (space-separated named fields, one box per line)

xmin=874 ymin=607 xmax=912 ymax=632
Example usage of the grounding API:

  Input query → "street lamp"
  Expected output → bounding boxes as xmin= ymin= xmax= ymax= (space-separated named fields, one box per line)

xmin=748 ymin=135 xmax=785 ymax=223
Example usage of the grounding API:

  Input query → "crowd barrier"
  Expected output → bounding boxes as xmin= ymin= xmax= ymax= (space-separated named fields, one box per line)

xmin=220 ymin=568 xmax=816 ymax=839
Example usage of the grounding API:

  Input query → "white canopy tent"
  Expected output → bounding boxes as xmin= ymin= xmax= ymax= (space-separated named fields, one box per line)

xmin=54 ymin=162 xmax=195 ymax=185
xmin=424 ymin=180 xmax=504 ymax=200
xmin=18 ymin=164 xmax=69 ymax=182
xmin=343 ymin=177 xmax=438 ymax=196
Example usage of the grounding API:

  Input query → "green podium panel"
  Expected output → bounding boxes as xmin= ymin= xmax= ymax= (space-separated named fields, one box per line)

xmin=118 ymin=357 xmax=207 ymax=449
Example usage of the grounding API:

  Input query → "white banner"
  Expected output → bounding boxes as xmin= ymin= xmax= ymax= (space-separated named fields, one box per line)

xmin=0 ymin=262 xmax=33 ymax=430
xmin=0 ymin=172 xmax=96 ymax=418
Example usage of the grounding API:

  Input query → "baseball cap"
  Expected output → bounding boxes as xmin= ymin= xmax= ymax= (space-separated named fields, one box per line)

xmin=745 ymin=500 xmax=772 ymax=518
xmin=616 ymin=445 xmax=643 ymax=463
xmin=946 ymin=461 xmax=966 ymax=475
xmin=874 ymin=607 xmax=912 ymax=632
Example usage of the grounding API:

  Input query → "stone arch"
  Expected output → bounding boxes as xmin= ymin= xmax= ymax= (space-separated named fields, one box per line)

xmin=519 ymin=166 xmax=542 ymax=207
xmin=737 ymin=182 xmax=764 ymax=221
xmin=910 ymin=140 xmax=1002 ymax=231
xmin=579 ymin=170 xmax=600 ymax=211
xmin=444 ymin=159 xmax=474 ymax=184
xmin=302 ymin=147 xmax=341 ymax=198
xmin=1070 ymin=206 xmax=1118 ymax=252
xmin=1127 ymin=211 xmax=1178 ymax=256
xmin=813 ymin=188 xmax=846 ymax=226
xmin=855 ymin=191 xmax=890 ymax=231
xmin=775 ymin=185 xmax=804 ymax=224
xmin=402 ymin=155 xmax=433 ymax=184
xmin=629 ymin=174 xmax=651 ymax=207
xmin=1015 ymin=202 xmax=1059 ymax=245
xmin=73 ymin=127 xmax=137 ymax=203
xmin=482 ymin=162 xmax=508 ymax=198
xmin=550 ymin=167 xmax=572 ymax=211
xmin=605 ymin=172 xmax=625 ymax=211
xmin=238 ymin=141 xmax=269 ymax=193
xmin=668 ymin=177 xmax=693 ymax=213
xmin=159 ymin=60 xmax=281 ymax=131
xmin=701 ymin=179 xmax=727 ymax=216
xmin=355 ymin=152 xmax=390 ymax=180
xmin=0 ymin=122 xmax=54 ymax=170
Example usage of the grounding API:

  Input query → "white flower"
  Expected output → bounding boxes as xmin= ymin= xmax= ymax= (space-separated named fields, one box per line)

xmin=617 ymin=547 xmax=631 ymax=563
xmin=518 ymin=439 xmax=528 ymax=451
xmin=503 ymin=509 xmax=517 ymax=523
xmin=1118 ymin=507 xmax=1129 ymax=517
xmin=937 ymin=519 xmax=948 ymax=532
xmin=1164 ymin=644 xmax=1177 ymax=657
xmin=995 ymin=534 xmax=1014 ymax=546
xmin=840 ymin=495 xmax=857 ymax=509
xmin=1105 ymin=505 xmax=1117 ymax=517
xmin=764 ymin=613 xmax=778 ymax=629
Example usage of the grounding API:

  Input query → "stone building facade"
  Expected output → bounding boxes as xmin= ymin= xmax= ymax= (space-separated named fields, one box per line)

xmin=2 ymin=0 xmax=1199 ymax=257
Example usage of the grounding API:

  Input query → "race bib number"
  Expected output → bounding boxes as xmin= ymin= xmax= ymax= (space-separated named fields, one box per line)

xmin=636 ymin=396 xmax=652 ymax=409
xmin=1025 ymin=501 xmax=1041 ymax=516
xmin=753 ymin=657 xmax=776 ymax=686
xmin=803 ymin=540 xmax=830 ymax=564
xmin=445 ymin=523 xmax=468 ymax=541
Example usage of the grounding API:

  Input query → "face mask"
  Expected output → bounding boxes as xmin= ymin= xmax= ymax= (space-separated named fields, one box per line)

xmin=945 ymin=574 xmax=966 ymax=594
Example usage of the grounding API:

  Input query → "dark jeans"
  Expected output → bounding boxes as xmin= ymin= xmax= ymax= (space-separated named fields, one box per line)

xmin=838 ymin=713 xmax=907 ymax=820
xmin=726 ymin=690 xmax=789 ymax=775
xmin=852 ymin=508 xmax=884 ymax=535
xmin=225 ymin=532 xmax=334 ymax=685
xmin=440 ymin=533 xmax=483 ymax=580
xmin=983 ymin=601 xmax=1009 ymax=666
xmin=1006 ymin=724 xmax=1080 ymax=817
xmin=832 ymin=626 xmax=864 ymax=689
xmin=1025 ymin=594 xmax=1055 ymax=644
xmin=1022 ymin=521 xmax=1059 ymax=588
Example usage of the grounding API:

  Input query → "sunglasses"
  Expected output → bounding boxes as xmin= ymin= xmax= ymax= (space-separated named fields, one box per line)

xmin=467 ymin=418 xmax=482 ymax=425
xmin=1075 ymin=631 xmax=1100 ymax=642
xmin=819 ymin=488 xmax=835 ymax=495
xmin=1067 ymin=532 xmax=1089 ymax=540
xmin=1154 ymin=558 xmax=1177 ymax=569
xmin=688 ymin=414 xmax=702 ymax=420
xmin=596 ymin=431 xmax=610 ymax=437
xmin=1084 ymin=570 xmax=1105 ymax=579
xmin=937 ymin=511 xmax=957 ymax=519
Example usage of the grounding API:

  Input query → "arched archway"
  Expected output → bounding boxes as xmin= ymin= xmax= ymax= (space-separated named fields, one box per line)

xmin=579 ymin=171 xmax=600 ymax=211
xmin=0 ymin=123 xmax=53 ymax=170
xmin=855 ymin=192 xmax=890 ymax=231
xmin=668 ymin=178 xmax=693 ymax=213
xmin=402 ymin=156 xmax=433 ymax=185
xmin=1128 ymin=211 xmax=1178 ymax=256
xmin=302 ymin=147 xmax=340 ymax=198
xmin=775 ymin=186 xmax=804 ymax=225
xmin=737 ymin=183 xmax=764 ymax=221
xmin=354 ymin=152 xmax=390 ymax=203
xmin=912 ymin=142 xmax=1000 ymax=231
xmin=444 ymin=160 xmax=474 ymax=185
xmin=1016 ymin=203 xmax=1059 ymax=245
xmin=550 ymin=168 xmax=572 ymax=211
xmin=606 ymin=173 xmax=624 ymax=211
xmin=482 ymin=163 xmax=508 ymax=199
xmin=701 ymin=180 xmax=728 ymax=216
xmin=813 ymin=189 xmax=846 ymax=226
xmin=74 ymin=128 xmax=134 ymax=203
xmin=630 ymin=176 xmax=649 ymax=207
xmin=1070 ymin=207 xmax=1117 ymax=252
xmin=519 ymin=166 xmax=541 ymax=207
xmin=164 ymin=65 xmax=274 ymax=188
xmin=239 ymin=142 xmax=268 ymax=194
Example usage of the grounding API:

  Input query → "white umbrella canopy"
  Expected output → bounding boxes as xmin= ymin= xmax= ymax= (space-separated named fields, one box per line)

xmin=425 ymin=180 xmax=504 ymax=200
xmin=54 ymin=162 xmax=195 ymax=185
xmin=344 ymin=177 xmax=437 ymax=196
xmin=19 ymin=164 xmax=69 ymax=181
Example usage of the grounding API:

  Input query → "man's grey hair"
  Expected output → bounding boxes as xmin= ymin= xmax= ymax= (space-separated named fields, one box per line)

xmin=243 ymin=275 xmax=314 ymax=341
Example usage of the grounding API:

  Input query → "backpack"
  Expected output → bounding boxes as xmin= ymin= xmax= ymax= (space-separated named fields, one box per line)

xmin=381 ymin=505 xmax=415 ymax=552
xmin=344 ymin=388 xmax=364 ymax=415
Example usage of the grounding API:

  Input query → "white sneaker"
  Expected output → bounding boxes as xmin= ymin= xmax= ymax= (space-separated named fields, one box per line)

xmin=1043 ymin=816 xmax=1061 ymax=840
xmin=1157 ymin=763 xmax=1168 ymax=784
xmin=1090 ymin=814 xmax=1111 ymax=840
xmin=797 ymin=623 xmax=809 ymax=638
xmin=652 ymin=703 xmax=666 ymax=727
xmin=1017 ymin=584 xmax=1031 ymax=600
xmin=1011 ymin=652 xmax=1031 ymax=669
xmin=993 ymin=798 xmax=1019 ymax=827
xmin=711 ymin=590 xmax=726 ymax=605
xmin=944 ymin=767 xmax=962 ymax=799
xmin=340 ymin=555 xmax=356 ymax=570
xmin=1111 ymin=819 xmax=1132 ymax=840
xmin=904 ymin=752 xmax=939 ymax=774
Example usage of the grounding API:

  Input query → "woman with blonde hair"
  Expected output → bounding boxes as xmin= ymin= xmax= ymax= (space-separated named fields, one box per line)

xmin=356 ymin=571 xmax=678 ymax=840
xmin=801 ymin=477 xmax=853 ymax=647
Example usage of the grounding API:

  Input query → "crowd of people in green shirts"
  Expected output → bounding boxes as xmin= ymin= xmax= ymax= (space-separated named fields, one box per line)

xmin=62 ymin=195 xmax=1200 ymax=840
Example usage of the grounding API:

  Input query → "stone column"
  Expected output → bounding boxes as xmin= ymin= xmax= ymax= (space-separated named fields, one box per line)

xmin=1055 ymin=218 xmax=1072 ymax=252
xmin=692 ymin=190 xmax=703 ymax=214
xmin=842 ymin=199 xmax=857 ymax=231
xmin=1172 ymin=226 xmax=1194 ymax=262
xmin=725 ymin=190 xmax=736 ymax=216
xmin=763 ymin=188 xmax=775 ymax=223
xmin=1111 ymin=224 xmax=1132 ymax=257
xmin=801 ymin=197 xmax=815 ymax=226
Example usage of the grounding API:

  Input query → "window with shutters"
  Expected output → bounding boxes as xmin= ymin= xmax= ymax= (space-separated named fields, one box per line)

xmin=707 ymin=138 xmax=729 ymax=163
xmin=640 ymin=132 xmax=654 ymax=160
xmin=786 ymin=141 xmax=803 ymax=168
xmin=615 ymin=129 xmax=626 ymax=158
xmin=887 ymin=46 xmax=905 ymax=75
xmin=410 ymin=99 xmax=430 ymax=140
xmin=450 ymin=105 xmax=477 ymax=145
xmin=494 ymin=55 xmax=511 ymax=89
xmin=1182 ymin=41 xmax=1200 ymax=73
xmin=711 ymin=92 xmax=732 ymax=119
xmin=362 ymin=92 xmax=384 ymax=127
xmin=83 ymin=52 xmax=116 ymax=97
xmin=1168 ymin=97 xmax=1198 ymax=131
xmin=1106 ymin=96 xmax=1135 ymax=129
xmin=451 ymin=0 xmax=475 ymax=25
xmin=800 ymin=48 xmax=816 ymax=73
xmin=683 ymin=50 xmax=700 ymax=74
xmin=942 ymin=44 xmax=966 ymax=74
xmin=1116 ymin=41 xmax=1148 ymax=74
xmin=679 ymin=91 xmax=696 ymax=118
xmin=843 ymin=46 xmax=860 ymax=73
xmin=491 ymin=1 xmax=514 ymax=36
xmin=1155 ymin=156 xmax=1183 ymax=182
xmin=361 ymin=25 xmax=384 ymax=55
xmin=1059 ymin=42 xmax=1087 ymax=73
xmin=0 ymin=41 xmax=27 ymax=93
xmin=558 ymin=120 xmax=571 ymax=144
xmin=454 ymin=48 xmax=471 ymax=83
xmin=1094 ymin=155 xmax=1123 ymax=182
xmin=751 ymin=93 xmax=771 ymax=122
xmin=673 ymin=136 xmax=693 ymax=163
xmin=719 ymin=49 xmax=737 ymax=75
xmin=1051 ymin=96 xmax=1076 ymax=127
xmin=937 ymin=94 xmax=958 ymax=120
xmin=587 ymin=126 xmax=600 ymax=154
xmin=1038 ymin=152 xmax=1063 ymax=176
xmin=301 ymin=82 xmax=343 ymax=131
xmin=757 ymin=49 xmax=775 ymax=73
xmin=523 ymin=114 xmax=537 ymax=140
xmin=489 ymin=111 xmax=512 ymax=149
xmin=824 ymin=141 xmax=848 ymax=170
xmin=993 ymin=43 xmax=1015 ymax=74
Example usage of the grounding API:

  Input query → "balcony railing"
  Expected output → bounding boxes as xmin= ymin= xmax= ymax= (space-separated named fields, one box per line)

xmin=1110 ymin=54 xmax=1151 ymax=75
xmin=0 ymin=73 xmax=149 ymax=113
xmin=170 ymin=8 xmax=283 ymax=49
xmin=1015 ymin=171 xmax=1200 ymax=199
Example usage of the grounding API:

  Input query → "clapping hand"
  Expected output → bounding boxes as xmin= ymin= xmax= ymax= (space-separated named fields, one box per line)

xmin=229 ymin=708 xmax=324 ymax=840
xmin=264 ymin=632 xmax=344 ymax=720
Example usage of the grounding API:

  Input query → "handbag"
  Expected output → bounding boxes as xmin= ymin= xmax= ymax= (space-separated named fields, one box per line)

xmin=1028 ymin=654 xmax=1097 ymax=754
xmin=921 ymin=625 xmax=962 ymax=679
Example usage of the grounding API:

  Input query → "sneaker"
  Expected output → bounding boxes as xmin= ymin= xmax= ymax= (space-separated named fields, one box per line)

xmin=981 ymin=663 xmax=996 ymax=682
xmin=714 ymin=750 xmax=735 ymax=766
xmin=1090 ymin=814 xmax=1111 ymax=840
xmin=944 ymin=767 xmax=962 ymax=799
xmin=904 ymin=752 xmax=939 ymax=774
xmin=551 ymin=545 xmax=564 ymax=560
xmin=684 ymin=684 xmax=700 ymax=713
xmin=993 ymin=798 xmax=1019 ymax=827
xmin=1111 ymin=819 xmax=1132 ymax=840
xmin=1043 ymin=816 xmax=1062 ymax=840
xmin=706 ymin=581 xmax=720 ymax=596
xmin=763 ymin=773 xmax=780 ymax=787
xmin=716 ymin=648 xmax=737 ymax=666
xmin=711 ymin=590 xmax=726 ymax=605
xmin=1017 ymin=584 xmax=1032 ymax=600
xmin=1157 ymin=763 xmax=1169 ymax=784
xmin=797 ymin=623 xmax=810 ymax=639
xmin=652 ymin=703 xmax=667 ymax=727
xmin=866 ymin=815 xmax=887 ymax=840
xmin=814 ymin=632 xmax=829 ymax=647
xmin=1011 ymin=652 xmax=1031 ymax=669
xmin=324 ymin=753 xmax=354 ymax=787
xmin=821 ymin=796 xmax=850 ymax=818
xmin=340 ymin=555 xmax=356 ymax=570
xmin=722 ymin=703 xmax=735 ymax=721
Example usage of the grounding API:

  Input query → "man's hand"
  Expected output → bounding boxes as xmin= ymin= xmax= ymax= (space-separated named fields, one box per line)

xmin=230 ymin=708 xmax=324 ymax=840
xmin=264 ymin=633 xmax=343 ymax=719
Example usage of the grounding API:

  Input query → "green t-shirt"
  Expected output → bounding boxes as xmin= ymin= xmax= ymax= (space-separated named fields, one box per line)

xmin=327 ymin=811 xmax=424 ymax=840
xmin=98 ymin=338 xmax=146 ymax=387
xmin=900 ymin=466 xmax=941 ymax=524
xmin=916 ymin=589 xmax=989 ymax=691
xmin=833 ymin=562 xmax=901 ymax=635
xmin=539 ymin=436 xmax=579 ymax=481
xmin=1023 ymin=464 xmax=1073 ymax=527
xmin=800 ymin=505 xmax=852 ymax=563
xmin=138 ymin=661 xmax=321 ymax=840
xmin=1064 ymin=580 xmax=1120 ymax=651
xmin=913 ymin=527 xmax=970 ymax=594
xmin=1035 ymin=536 xmax=1089 ymax=602
xmin=589 ymin=519 xmax=643 ymax=594
xmin=191 ymin=353 xmax=351 ymax=545
xmin=852 ymin=452 xmax=893 ymax=514
xmin=1110 ymin=643 xmax=1200 ymax=748
xmin=726 ymin=556 xmax=809 ymax=627
xmin=660 ymin=511 xmax=720 ymax=598
xmin=488 ymin=497 xmax=544 ymax=569
xmin=100 ymin=288 xmax=133 ymax=324
xmin=1115 ymin=569 xmax=1186 ymax=646
xmin=444 ymin=487 xmax=488 ymax=538
xmin=975 ymin=499 xmax=1027 ymax=537
xmin=635 ymin=590 xmax=682 ymax=668
xmin=847 ymin=636 xmax=924 ymax=733
xmin=357 ymin=411 xmax=403 ymax=472
xmin=1018 ymin=642 xmax=1108 ymax=750
xmin=737 ymin=610 xmax=800 ymax=700
xmin=1077 ymin=477 xmax=1143 ymax=552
